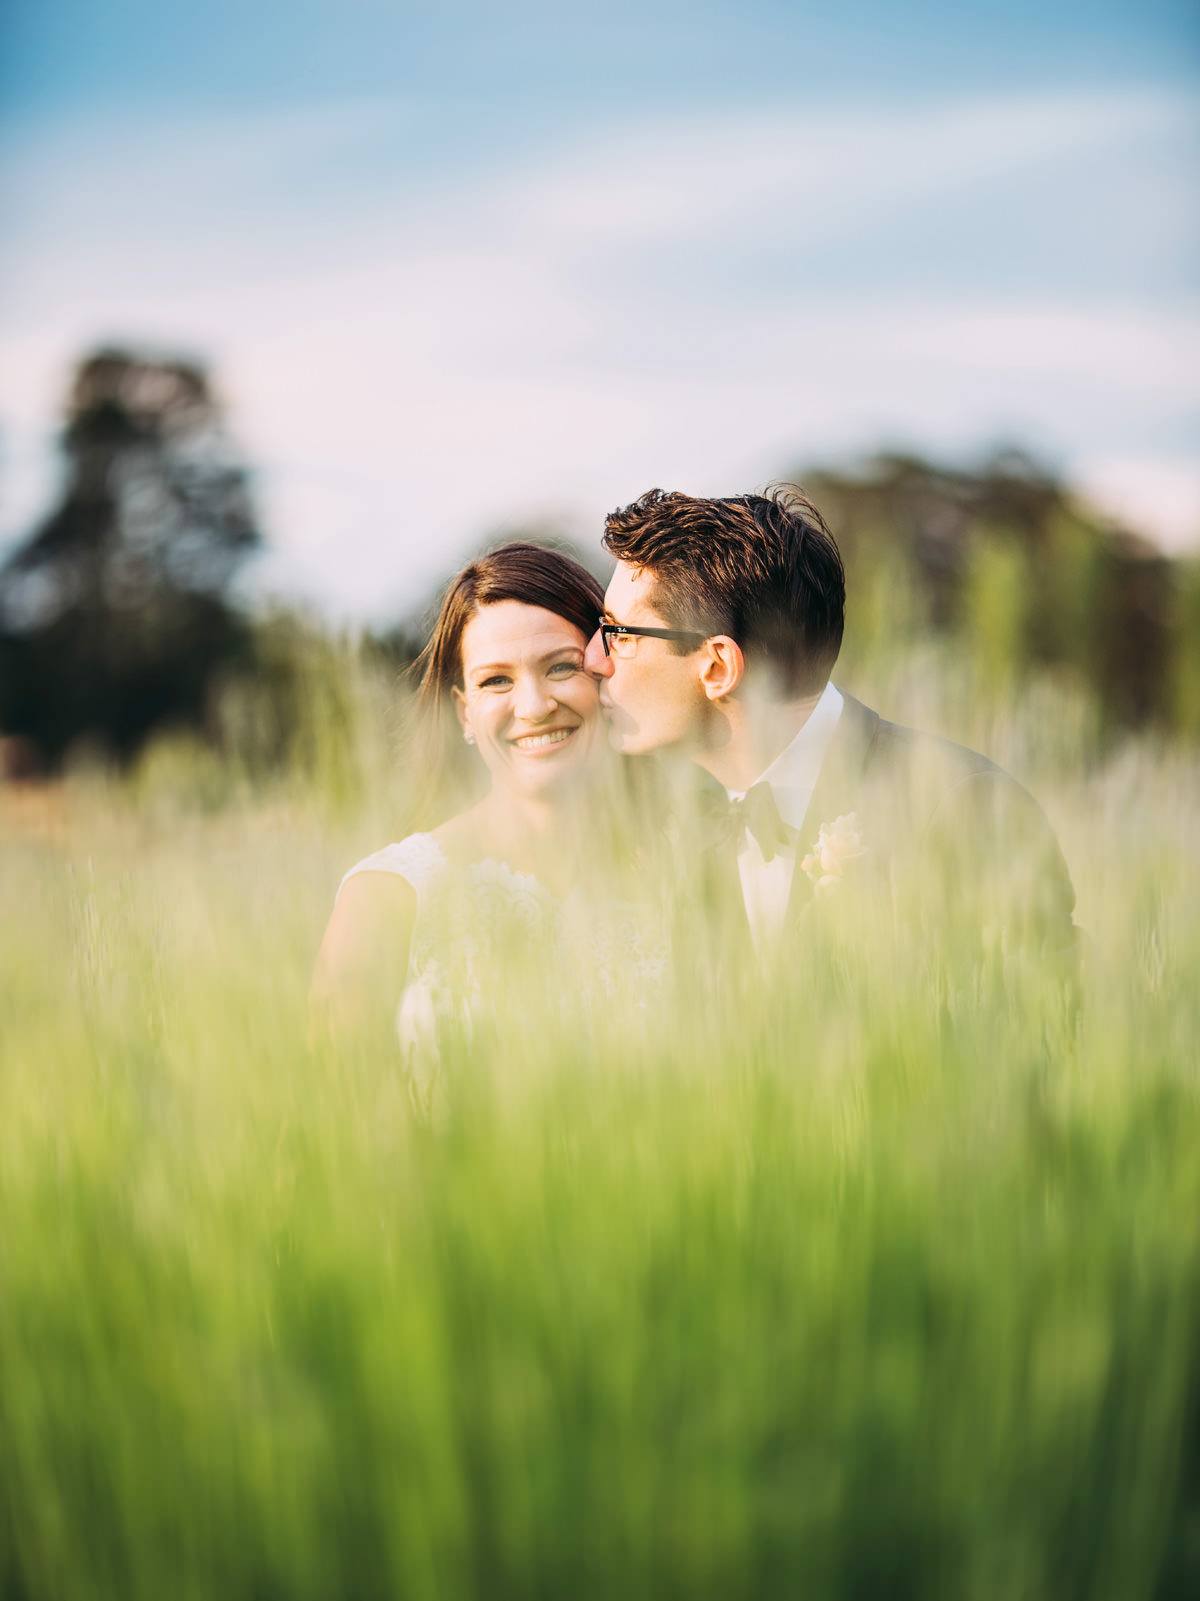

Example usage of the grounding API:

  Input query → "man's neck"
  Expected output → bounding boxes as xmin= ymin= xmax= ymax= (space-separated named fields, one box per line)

xmin=691 ymin=689 xmax=824 ymax=793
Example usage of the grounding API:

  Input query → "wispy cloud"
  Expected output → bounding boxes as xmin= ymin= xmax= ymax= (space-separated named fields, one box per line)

xmin=2 ymin=86 xmax=1196 ymax=613
xmin=501 ymin=89 xmax=1195 ymax=248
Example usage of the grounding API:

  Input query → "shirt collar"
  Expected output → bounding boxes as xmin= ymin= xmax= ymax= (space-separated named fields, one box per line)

xmin=725 ymin=680 xmax=844 ymax=831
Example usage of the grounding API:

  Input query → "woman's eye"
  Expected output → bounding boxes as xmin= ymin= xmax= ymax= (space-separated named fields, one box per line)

xmin=480 ymin=676 xmax=511 ymax=689
xmin=548 ymin=661 xmax=579 ymax=677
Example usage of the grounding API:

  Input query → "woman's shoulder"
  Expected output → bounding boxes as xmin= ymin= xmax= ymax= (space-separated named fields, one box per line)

xmin=315 ymin=840 xmax=429 ymax=1012
xmin=338 ymin=832 xmax=447 ymax=897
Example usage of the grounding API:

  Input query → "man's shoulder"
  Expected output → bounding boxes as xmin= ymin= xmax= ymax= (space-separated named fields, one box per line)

xmin=838 ymin=691 xmax=1059 ymax=848
xmin=835 ymin=692 xmax=1077 ymax=953
xmin=848 ymin=695 xmax=992 ymax=773
xmin=844 ymin=693 xmax=1008 ymax=795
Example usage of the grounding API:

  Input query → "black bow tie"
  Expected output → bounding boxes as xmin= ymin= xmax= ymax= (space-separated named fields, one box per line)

xmin=701 ymin=781 xmax=797 ymax=863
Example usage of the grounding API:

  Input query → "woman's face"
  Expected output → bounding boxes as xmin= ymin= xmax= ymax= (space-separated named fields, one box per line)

xmin=453 ymin=600 xmax=602 ymax=799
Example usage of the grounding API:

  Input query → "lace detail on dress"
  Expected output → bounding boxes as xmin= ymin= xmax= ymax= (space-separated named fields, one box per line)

xmin=335 ymin=832 xmax=669 ymax=1117
xmin=335 ymin=834 xmax=555 ymax=1104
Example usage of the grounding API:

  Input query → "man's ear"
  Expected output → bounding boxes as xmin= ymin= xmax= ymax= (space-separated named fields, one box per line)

xmin=451 ymin=685 xmax=470 ymax=737
xmin=698 ymin=636 xmax=745 ymax=702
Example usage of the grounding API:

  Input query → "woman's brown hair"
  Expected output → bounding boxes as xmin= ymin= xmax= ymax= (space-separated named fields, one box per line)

xmin=403 ymin=542 xmax=604 ymax=826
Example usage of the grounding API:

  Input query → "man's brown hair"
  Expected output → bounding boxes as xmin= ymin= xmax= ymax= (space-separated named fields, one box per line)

xmin=602 ymin=486 xmax=845 ymax=695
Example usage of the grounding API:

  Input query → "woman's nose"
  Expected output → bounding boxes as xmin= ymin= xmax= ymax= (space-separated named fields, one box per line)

xmin=583 ymin=630 xmax=613 ymax=677
xmin=512 ymin=676 xmax=556 ymax=721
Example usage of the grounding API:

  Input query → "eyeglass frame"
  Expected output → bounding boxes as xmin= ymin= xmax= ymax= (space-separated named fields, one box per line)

xmin=598 ymin=619 xmax=709 ymax=657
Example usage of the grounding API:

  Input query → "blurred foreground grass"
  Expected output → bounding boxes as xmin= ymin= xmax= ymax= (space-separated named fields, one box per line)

xmin=2 ymin=639 xmax=1199 ymax=1600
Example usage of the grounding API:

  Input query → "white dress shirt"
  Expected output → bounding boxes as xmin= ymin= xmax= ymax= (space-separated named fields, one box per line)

xmin=725 ymin=681 xmax=844 ymax=946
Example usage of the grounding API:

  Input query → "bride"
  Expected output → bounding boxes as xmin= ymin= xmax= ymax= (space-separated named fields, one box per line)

xmin=311 ymin=542 xmax=664 ymax=1098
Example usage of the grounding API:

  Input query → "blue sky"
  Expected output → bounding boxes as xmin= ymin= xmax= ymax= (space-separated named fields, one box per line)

xmin=6 ymin=2 xmax=1198 ymax=119
xmin=2 ymin=2 xmax=1198 ymax=617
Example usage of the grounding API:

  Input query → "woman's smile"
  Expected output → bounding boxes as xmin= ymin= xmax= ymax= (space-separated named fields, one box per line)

xmin=509 ymin=726 xmax=578 ymax=754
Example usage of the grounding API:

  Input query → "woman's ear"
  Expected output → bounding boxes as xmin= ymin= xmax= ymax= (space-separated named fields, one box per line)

xmin=451 ymin=685 xmax=472 ymax=741
xmin=698 ymin=636 xmax=745 ymax=702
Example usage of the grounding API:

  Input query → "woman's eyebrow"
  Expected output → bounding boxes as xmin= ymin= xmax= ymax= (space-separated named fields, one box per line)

xmin=470 ymin=646 xmax=582 ymax=675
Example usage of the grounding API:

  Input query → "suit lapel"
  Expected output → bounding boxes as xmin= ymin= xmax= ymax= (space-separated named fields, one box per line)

xmin=784 ymin=691 xmax=882 ymax=931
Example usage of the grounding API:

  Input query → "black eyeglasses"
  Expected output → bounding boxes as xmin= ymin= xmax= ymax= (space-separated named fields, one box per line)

xmin=599 ymin=620 xmax=708 ymax=658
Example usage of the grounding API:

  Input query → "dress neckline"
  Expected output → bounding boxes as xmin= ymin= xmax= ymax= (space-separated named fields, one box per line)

xmin=419 ymin=832 xmax=553 ymax=901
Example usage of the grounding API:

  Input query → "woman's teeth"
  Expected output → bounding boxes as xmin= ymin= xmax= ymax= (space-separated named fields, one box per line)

xmin=511 ymin=729 xmax=574 ymax=751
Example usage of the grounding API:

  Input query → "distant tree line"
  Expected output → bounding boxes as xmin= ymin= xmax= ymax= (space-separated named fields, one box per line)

xmin=2 ymin=347 xmax=1198 ymax=777
xmin=803 ymin=448 xmax=1199 ymax=732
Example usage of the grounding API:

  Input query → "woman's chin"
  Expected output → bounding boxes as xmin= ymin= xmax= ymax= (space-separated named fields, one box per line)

xmin=505 ymin=730 xmax=599 ymax=794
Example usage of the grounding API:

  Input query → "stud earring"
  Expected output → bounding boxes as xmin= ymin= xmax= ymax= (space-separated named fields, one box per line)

xmin=464 ymin=730 xmax=475 ymax=745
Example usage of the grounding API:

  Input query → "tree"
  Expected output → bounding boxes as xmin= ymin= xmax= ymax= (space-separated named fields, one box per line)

xmin=0 ymin=347 xmax=262 ymax=767
xmin=800 ymin=447 xmax=1176 ymax=729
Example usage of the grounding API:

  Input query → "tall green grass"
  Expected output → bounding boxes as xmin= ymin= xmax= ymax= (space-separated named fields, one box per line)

xmin=2 ymin=636 xmax=1198 ymax=1599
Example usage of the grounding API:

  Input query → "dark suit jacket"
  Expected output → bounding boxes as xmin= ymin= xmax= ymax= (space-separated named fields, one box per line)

xmin=687 ymin=691 xmax=1077 ymax=964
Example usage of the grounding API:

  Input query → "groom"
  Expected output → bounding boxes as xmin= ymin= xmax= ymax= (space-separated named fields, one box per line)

xmin=582 ymin=487 xmax=1076 ymax=958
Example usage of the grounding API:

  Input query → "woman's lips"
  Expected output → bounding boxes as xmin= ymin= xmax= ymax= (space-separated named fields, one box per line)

xmin=509 ymin=726 xmax=577 ymax=753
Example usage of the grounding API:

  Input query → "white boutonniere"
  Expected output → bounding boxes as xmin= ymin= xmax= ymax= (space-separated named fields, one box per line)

xmin=800 ymin=812 xmax=867 ymax=897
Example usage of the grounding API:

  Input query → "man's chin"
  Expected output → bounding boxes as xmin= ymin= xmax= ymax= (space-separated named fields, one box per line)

xmin=605 ymin=728 xmax=658 ymax=758
xmin=601 ymin=706 xmax=670 ymax=756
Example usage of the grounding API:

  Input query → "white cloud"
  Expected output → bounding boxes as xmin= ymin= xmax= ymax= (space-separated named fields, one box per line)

xmin=502 ymin=88 xmax=1193 ymax=251
xmin=2 ymin=86 xmax=1197 ymax=611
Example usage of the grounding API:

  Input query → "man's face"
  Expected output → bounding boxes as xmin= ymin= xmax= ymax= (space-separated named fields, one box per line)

xmin=582 ymin=561 xmax=708 ymax=754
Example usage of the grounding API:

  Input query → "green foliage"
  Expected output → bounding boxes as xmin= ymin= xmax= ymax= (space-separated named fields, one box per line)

xmin=1 ymin=435 xmax=1196 ymax=1594
xmin=964 ymin=529 xmax=1028 ymax=695
xmin=1170 ymin=558 xmax=1200 ymax=740
xmin=805 ymin=449 xmax=1190 ymax=738
xmin=1 ymin=641 xmax=1198 ymax=1598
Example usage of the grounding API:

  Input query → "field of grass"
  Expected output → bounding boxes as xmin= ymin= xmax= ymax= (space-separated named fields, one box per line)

xmin=2 ymin=647 xmax=1198 ymax=1599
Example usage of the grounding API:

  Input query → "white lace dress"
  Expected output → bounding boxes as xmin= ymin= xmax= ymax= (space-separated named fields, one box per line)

xmin=337 ymin=833 xmax=667 ymax=1109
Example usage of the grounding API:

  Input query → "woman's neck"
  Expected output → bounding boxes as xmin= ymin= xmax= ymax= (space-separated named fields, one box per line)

xmin=467 ymin=786 xmax=593 ymax=885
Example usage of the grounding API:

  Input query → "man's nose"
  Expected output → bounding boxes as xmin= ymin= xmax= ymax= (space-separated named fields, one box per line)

xmin=583 ymin=629 xmax=613 ymax=677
